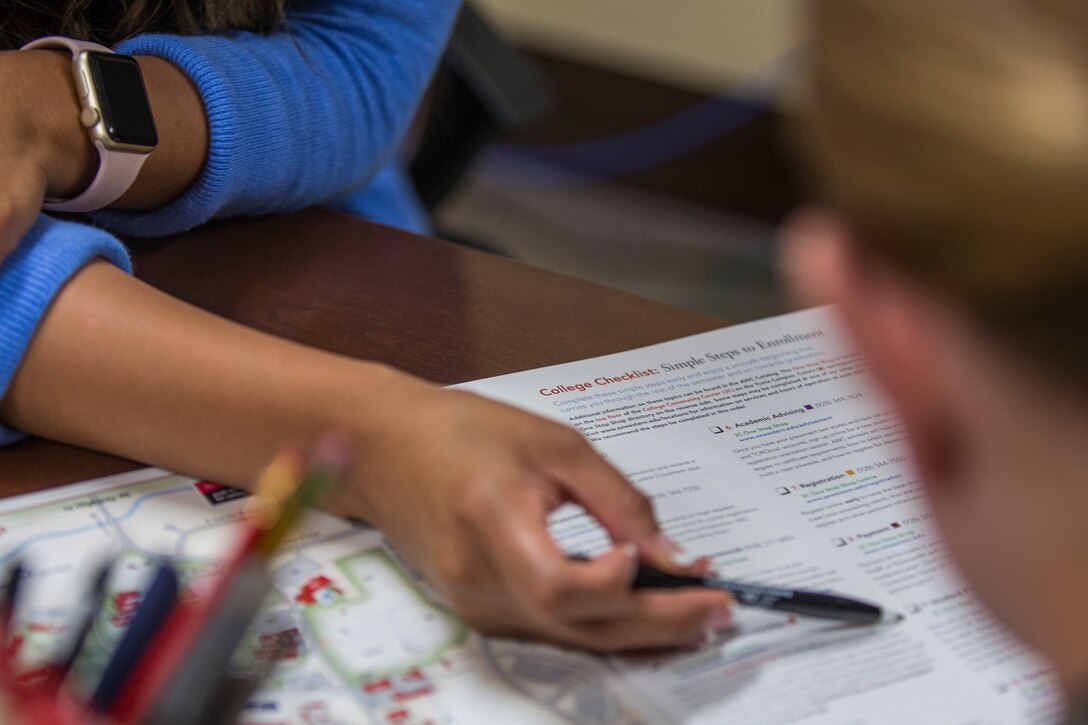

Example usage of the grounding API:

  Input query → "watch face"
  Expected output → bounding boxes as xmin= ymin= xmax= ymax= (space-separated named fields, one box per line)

xmin=86 ymin=52 xmax=158 ymax=148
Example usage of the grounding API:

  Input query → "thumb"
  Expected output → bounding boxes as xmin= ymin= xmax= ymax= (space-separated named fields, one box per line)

xmin=543 ymin=441 xmax=699 ymax=573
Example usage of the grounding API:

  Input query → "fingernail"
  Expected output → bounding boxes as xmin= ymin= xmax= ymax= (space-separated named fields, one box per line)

xmin=681 ymin=631 xmax=709 ymax=651
xmin=620 ymin=542 xmax=639 ymax=583
xmin=655 ymin=535 xmax=682 ymax=554
xmin=687 ymin=556 xmax=714 ymax=575
xmin=672 ymin=550 xmax=702 ymax=568
xmin=653 ymin=535 xmax=700 ymax=570
xmin=689 ymin=620 xmax=722 ymax=650
xmin=706 ymin=605 xmax=733 ymax=631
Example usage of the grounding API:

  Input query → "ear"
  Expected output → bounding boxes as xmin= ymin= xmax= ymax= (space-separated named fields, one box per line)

xmin=779 ymin=206 xmax=962 ymax=487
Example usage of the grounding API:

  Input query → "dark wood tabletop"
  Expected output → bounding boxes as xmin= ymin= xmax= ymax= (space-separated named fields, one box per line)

xmin=0 ymin=208 xmax=724 ymax=496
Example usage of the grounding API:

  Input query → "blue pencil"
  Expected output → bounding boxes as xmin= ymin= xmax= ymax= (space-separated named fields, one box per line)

xmin=90 ymin=561 xmax=179 ymax=712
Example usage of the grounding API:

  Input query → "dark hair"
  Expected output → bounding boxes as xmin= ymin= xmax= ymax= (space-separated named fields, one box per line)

xmin=0 ymin=0 xmax=286 ymax=49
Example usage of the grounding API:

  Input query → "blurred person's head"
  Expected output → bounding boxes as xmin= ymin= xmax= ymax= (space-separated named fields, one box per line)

xmin=783 ymin=0 xmax=1088 ymax=702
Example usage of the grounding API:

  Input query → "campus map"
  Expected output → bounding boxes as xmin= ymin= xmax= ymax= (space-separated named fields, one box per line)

xmin=0 ymin=469 xmax=645 ymax=725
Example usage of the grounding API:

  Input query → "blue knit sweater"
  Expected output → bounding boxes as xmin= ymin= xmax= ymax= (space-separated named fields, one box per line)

xmin=0 ymin=0 xmax=459 ymax=444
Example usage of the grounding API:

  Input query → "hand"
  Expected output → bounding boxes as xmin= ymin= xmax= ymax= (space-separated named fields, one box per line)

xmin=337 ymin=376 xmax=734 ymax=652
xmin=0 ymin=50 xmax=96 ymax=261
xmin=0 ymin=151 xmax=48 ymax=261
xmin=3 ymin=261 xmax=732 ymax=651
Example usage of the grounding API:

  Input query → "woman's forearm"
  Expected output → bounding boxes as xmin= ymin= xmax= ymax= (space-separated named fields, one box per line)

xmin=0 ymin=261 xmax=391 ymax=496
xmin=0 ymin=259 xmax=735 ymax=652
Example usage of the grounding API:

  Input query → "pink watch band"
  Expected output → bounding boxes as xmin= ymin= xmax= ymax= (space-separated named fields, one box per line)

xmin=21 ymin=36 xmax=152 ymax=213
xmin=46 ymin=139 xmax=151 ymax=213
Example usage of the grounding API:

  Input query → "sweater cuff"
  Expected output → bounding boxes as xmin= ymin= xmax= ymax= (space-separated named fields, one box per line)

xmin=0 ymin=215 xmax=132 ymax=444
xmin=92 ymin=34 xmax=246 ymax=237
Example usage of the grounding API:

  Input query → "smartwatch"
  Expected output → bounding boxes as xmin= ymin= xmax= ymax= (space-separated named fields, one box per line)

xmin=21 ymin=36 xmax=158 ymax=213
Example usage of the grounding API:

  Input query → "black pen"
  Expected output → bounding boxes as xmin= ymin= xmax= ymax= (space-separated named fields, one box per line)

xmin=630 ymin=561 xmax=900 ymax=625
xmin=569 ymin=554 xmax=900 ymax=625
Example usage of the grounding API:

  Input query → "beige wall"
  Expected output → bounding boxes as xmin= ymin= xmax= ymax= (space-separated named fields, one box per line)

xmin=473 ymin=0 xmax=804 ymax=94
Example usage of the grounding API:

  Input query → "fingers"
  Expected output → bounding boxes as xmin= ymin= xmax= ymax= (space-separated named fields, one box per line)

xmin=412 ymin=401 xmax=736 ymax=653
xmin=464 ymin=528 xmax=734 ymax=652
xmin=511 ymin=544 xmax=641 ymax=622
xmin=562 ymin=589 xmax=734 ymax=652
xmin=478 ymin=479 xmax=731 ymax=648
xmin=0 ymin=168 xmax=47 ymax=263
xmin=536 ymin=429 xmax=657 ymax=536
xmin=483 ymin=491 xmax=641 ymax=621
xmin=535 ymin=429 xmax=697 ymax=572
xmin=0 ymin=198 xmax=26 ymax=262
xmin=472 ymin=589 xmax=734 ymax=654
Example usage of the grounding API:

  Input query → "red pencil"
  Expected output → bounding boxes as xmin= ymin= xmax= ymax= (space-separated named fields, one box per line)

xmin=103 ymin=457 xmax=296 ymax=721
xmin=108 ymin=436 xmax=347 ymax=723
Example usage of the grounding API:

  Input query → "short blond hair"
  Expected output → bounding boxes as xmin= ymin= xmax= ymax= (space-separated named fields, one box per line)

xmin=799 ymin=0 xmax=1088 ymax=386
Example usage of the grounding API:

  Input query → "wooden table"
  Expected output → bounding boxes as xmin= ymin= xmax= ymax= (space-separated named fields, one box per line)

xmin=0 ymin=208 xmax=724 ymax=495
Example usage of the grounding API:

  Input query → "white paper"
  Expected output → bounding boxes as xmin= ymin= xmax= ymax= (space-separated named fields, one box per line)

xmin=455 ymin=306 xmax=1063 ymax=724
xmin=0 ymin=307 xmax=1064 ymax=723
